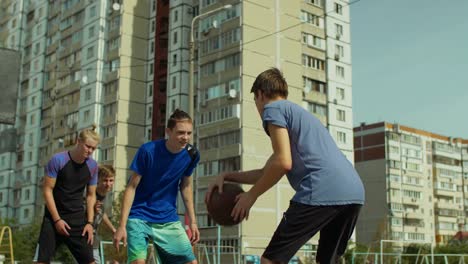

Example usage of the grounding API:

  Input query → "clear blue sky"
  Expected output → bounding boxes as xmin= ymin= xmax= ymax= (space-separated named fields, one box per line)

xmin=350 ymin=0 xmax=468 ymax=138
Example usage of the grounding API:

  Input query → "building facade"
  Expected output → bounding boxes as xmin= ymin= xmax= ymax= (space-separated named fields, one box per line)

xmin=354 ymin=122 xmax=468 ymax=246
xmin=0 ymin=0 xmax=156 ymax=225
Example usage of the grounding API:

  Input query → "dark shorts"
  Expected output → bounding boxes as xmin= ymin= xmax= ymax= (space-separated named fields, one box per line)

xmin=34 ymin=216 xmax=94 ymax=263
xmin=262 ymin=201 xmax=361 ymax=264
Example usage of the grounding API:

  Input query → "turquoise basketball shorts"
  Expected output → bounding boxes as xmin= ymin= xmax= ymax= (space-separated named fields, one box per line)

xmin=126 ymin=218 xmax=195 ymax=263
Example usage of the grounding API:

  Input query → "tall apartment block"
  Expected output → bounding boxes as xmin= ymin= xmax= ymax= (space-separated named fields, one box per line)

xmin=167 ymin=0 xmax=355 ymax=259
xmin=0 ymin=0 xmax=157 ymax=225
xmin=354 ymin=122 xmax=468 ymax=246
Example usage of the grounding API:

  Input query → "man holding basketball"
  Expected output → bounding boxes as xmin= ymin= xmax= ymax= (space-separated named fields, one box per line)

xmin=206 ymin=68 xmax=365 ymax=264
xmin=113 ymin=109 xmax=200 ymax=264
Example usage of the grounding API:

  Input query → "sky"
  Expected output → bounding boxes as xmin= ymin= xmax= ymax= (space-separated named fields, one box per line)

xmin=350 ymin=0 xmax=468 ymax=138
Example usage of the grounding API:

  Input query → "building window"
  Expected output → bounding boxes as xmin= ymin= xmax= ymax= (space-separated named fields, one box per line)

xmin=89 ymin=5 xmax=96 ymax=17
xmin=172 ymin=76 xmax=177 ymax=89
xmin=172 ymin=54 xmax=177 ymax=66
xmin=302 ymin=32 xmax=324 ymax=49
xmin=85 ymin=89 xmax=91 ymax=101
xmin=88 ymin=25 xmax=95 ymax=39
xmin=24 ymin=208 xmax=30 ymax=218
xmin=151 ymin=19 xmax=155 ymax=32
xmin=83 ymin=110 xmax=90 ymax=122
xmin=87 ymin=46 xmax=94 ymax=59
xmin=300 ymin=11 xmax=322 ymax=27
xmin=337 ymin=131 xmax=346 ymax=143
xmin=174 ymin=10 xmax=178 ymax=22
xmin=336 ymin=109 xmax=346 ymax=122
xmin=171 ymin=99 xmax=176 ymax=112
xmin=335 ymin=3 xmax=343 ymax=15
xmin=336 ymin=66 xmax=345 ymax=78
xmin=148 ymin=84 xmax=153 ymax=97
xmin=173 ymin=31 xmax=178 ymax=45
xmin=336 ymin=87 xmax=345 ymax=100
xmin=147 ymin=106 xmax=152 ymax=120
xmin=335 ymin=44 xmax=344 ymax=57
xmin=302 ymin=55 xmax=325 ymax=70
xmin=305 ymin=0 xmax=322 ymax=7
xmin=303 ymin=77 xmax=326 ymax=94
xmin=335 ymin=23 xmax=343 ymax=37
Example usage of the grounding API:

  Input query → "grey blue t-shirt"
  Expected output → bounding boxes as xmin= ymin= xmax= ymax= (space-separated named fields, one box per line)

xmin=262 ymin=100 xmax=364 ymax=206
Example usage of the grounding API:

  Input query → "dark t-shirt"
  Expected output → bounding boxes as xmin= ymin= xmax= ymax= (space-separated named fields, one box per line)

xmin=44 ymin=151 xmax=98 ymax=226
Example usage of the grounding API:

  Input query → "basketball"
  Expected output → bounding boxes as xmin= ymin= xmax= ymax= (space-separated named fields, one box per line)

xmin=206 ymin=183 xmax=244 ymax=226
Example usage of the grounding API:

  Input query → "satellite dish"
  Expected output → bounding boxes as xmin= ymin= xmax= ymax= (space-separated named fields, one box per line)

xmin=112 ymin=3 xmax=121 ymax=11
xmin=212 ymin=20 xmax=218 ymax=29
xmin=228 ymin=89 xmax=237 ymax=99
xmin=81 ymin=75 xmax=88 ymax=84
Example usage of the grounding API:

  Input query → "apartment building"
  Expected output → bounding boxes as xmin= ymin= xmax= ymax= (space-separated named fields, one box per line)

xmin=166 ymin=0 xmax=355 ymax=260
xmin=0 ymin=0 xmax=156 ymax=225
xmin=354 ymin=122 xmax=468 ymax=246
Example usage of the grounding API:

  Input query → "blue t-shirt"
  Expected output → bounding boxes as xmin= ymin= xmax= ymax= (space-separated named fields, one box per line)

xmin=129 ymin=139 xmax=200 ymax=223
xmin=262 ymin=100 xmax=365 ymax=206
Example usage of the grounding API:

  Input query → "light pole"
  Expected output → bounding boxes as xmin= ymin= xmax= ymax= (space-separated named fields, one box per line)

xmin=188 ymin=4 xmax=232 ymax=120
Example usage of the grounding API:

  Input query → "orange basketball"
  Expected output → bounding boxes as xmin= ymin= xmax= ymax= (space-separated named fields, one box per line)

xmin=206 ymin=183 xmax=244 ymax=226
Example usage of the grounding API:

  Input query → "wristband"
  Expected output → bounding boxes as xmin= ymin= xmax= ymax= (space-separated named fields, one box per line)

xmin=54 ymin=218 xmax=62 ymax=224
xmin=87 ymin=221 xmax=94 ymax=225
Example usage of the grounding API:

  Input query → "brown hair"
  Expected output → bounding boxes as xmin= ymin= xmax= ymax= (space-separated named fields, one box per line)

xmin=167 ymin=109 xmax=192 ymax=129
xmin=98 ymin=164 xmax=115 ymax=180
xmin=78 ymin=124 xmax=100 ymax=143
xmin=250 ymin=67 xmax=288 ymax=99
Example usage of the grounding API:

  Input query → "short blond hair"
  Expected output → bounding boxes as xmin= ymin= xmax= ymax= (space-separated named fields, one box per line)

xmin=78 ymin=124 xmax=100 ymax=143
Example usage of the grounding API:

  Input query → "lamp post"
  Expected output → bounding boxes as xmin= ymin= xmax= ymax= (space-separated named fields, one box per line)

xmin=188 ymin=4 xmax=232 ymax=120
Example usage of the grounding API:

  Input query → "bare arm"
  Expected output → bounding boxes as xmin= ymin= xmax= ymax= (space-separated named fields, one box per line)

xmin=231 ymin=124 xmax=292 ymax=221
xmin=114 ymin=173 xmax=141 ymax=251
xmin=102 ymin=213 xmax=116 ymax=233
xmin=86 ymin=185 xmax=97 ymax=223
xmin=82 ymin=184 xmax=97 ymax=244
xmin=180 ymin=175 xmax=200 ymax=244
xmin=248 ymin=124 xmax=292 ymax=198
xmin=43 ymin=176 xmax=60 ymax=222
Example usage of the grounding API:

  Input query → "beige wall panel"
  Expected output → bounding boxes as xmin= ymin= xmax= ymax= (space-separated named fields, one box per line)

xmin=119 ymin=56 xmax=147 ymax=81
xmin=118 ymin=78 xmax=145 ymax=103
xmin=120 ymin=34 xmax=148 ymax=60
xmin=115 ymin=123 xmax=145 ymax=147
xmin=243 ymin=2 xmax=274 ymax=33
xmin=117 ymin=100 xmax=145 ymax=125
xmin=121 ymin=13 xmax=148 ymax=39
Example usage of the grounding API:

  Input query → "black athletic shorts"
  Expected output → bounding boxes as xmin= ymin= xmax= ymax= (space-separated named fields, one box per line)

xmin=262 ymin=201 xmax=361 ymax=264
xmin=34 ymin=215 xmax=94 ymax=263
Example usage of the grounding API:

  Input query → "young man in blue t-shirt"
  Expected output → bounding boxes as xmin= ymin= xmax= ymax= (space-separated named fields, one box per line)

xmin=206 ymin=68 xmax=365 ymax=264
xmin=114 ymin=109 xmax=200 ymax=264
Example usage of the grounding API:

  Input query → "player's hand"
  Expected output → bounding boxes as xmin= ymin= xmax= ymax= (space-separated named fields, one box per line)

xmin=94 ymin=200 xmax=103 ymax=214
xmin=54 ymin=219 xmax=71 ymax=236
xmin=189 ymin=223 xmax=200 ymax=245
xmin=205 ymin=172 xmax=227 ymax=204
xmin=231 ymin=191 xmax=257 ymax=222
xmin=82 ymin=223 xmax=94 ymax=245
xmin=113 ymin=226 xmax=127 ymax=253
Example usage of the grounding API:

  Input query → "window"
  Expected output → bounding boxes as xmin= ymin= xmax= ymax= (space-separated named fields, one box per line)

xmin=88 ymin=26 xmax=95 ymax=39
xmin=335 ymin=23 xmax=343 ymax=37
xmin=336 ymin=109 xmax=346 ymax=122
xmin=173 ymin=31 xmax=178 ymax=45
xmin=172 ymin=54 xmax=177 ymax=66
xmin=151 ymin=19 xmax=155 ymax=32
xmin=85 ymin=89 xmax=91 ymax=101
xmin=306 ymin=0 xmax=322 ymax=7
xmin=83 ymin=110 xmax=90 ymax=122
xmin=89 ymin=5 xmax=96 ymax=17
xmin=24 ymin=208 xmax=30 ymax=218
xmin=148 ymin=84 xmax=153 ymax=97
xmin=31 ymin=96 xmax=37 ymax=106
xmin=300 ymin=11 xmax=322 ymax=27
xmin=302 ymin=55 xmax=325 ymax=70
xmin=336 ymin=65 xmax=345 ymax=78
xmin=173 ymin=10 xmax=178 ymax=22
xmin=337 ymin=87 xmax=345 ymax=100
xmin=303 ymin=77 xmax=326 ymax=94
xmin=335 ymin=3 xmax=343 ymax=15
xmin=302 ymin=32 xmax=324 ymax=49
xmin=147 ymin=106 xmax=152 ymax=120
xmin=335 ymin=44 xmax=344 ymax=57
xmin=172 ymin=76 xmax=177 ymax=89
xmin=87 ymin=46 xmax=94 ymax=59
